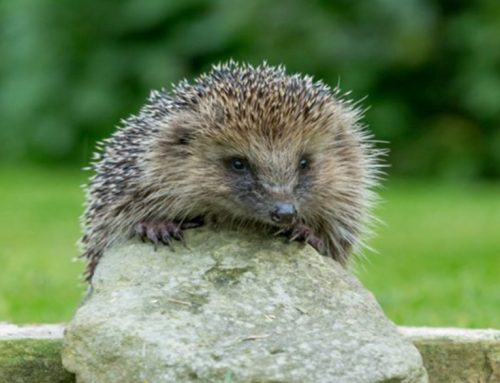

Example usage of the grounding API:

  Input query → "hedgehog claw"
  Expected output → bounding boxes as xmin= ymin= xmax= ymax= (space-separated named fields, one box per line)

xmin=146 ymin=226 xmax=160 ymax=247
xmin=135 ymin=220 xmax=180 ymax=249
xmin=134 ymin=218 xmax=203 ymax=250
xmin=273 ymin=228 xmax=287 ymax=236
xmin=280 ymin=223 xmax=325 ymax=254
xmin=159 ymin=230 xmax=172 ymax=248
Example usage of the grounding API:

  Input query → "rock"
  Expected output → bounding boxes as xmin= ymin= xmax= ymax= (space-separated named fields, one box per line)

xmin=62 ymin=227 xmax=427 ymax=383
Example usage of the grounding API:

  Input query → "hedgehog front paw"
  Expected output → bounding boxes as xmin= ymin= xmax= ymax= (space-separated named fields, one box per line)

xmin=135 ymin=220 xmax=184 ymax=249
xmin=278 ymin=223 xmax=325 ymax=254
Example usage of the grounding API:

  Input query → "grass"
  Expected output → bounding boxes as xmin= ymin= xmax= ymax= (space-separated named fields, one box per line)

xmin=0 ymin=166 xmax=498 ymax=328
xmin=356 ymin=181 xmax=500 ymax=328
xmin=0 ymin=166 xmax=85 ymax=323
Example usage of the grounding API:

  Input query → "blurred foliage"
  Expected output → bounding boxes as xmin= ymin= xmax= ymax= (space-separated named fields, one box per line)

xmin=1 ymin=0 xmax=499 ymax=178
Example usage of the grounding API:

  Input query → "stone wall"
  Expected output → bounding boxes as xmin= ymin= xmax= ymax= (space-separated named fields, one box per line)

xmin=1 ymin=324 xmax=499 ymax=382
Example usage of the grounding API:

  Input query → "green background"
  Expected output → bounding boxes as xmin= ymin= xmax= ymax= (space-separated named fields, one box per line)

xmin=0 ymin=0 xmax=498 ymax=327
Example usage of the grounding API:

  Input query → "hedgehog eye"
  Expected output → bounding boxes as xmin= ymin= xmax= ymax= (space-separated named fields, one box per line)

xmin=227 ymin=157 xmax=248 ymax=173
xmin=232 ymin=159 xmax=245 ymax=171
xmin=298 ymin=157 xmax=310 ymax=171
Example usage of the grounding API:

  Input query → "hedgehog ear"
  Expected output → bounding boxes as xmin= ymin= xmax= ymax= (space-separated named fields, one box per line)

xmin=169 ymin=103 xmax=224 ymax=146
xmin=175 ymin=126 xmax=194 ymax=146
xmin=170 ymin=120 xmax=196 ymax=146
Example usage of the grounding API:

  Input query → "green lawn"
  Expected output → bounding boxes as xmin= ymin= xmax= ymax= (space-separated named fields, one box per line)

xmin=0 ymin=166 xmax=499 ymax=327
xmin=357 ymin=181 xmax=500 ymax=328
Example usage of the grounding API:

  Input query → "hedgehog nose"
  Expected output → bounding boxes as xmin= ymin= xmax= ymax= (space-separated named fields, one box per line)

xmin=270 ymin=202 xmax=297 ymax=225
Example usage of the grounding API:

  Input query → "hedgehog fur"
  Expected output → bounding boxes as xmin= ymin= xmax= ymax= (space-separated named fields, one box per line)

xmin=80 ymin=61 xmax=384 ymax=282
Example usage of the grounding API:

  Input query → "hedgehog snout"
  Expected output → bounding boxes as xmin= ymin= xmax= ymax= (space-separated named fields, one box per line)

xmin=270 ymin=202 xmax=297 ymax=225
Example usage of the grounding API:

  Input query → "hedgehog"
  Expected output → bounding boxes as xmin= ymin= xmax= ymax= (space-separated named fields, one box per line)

xmin=80 ymin=61 xmax=384 ymax=282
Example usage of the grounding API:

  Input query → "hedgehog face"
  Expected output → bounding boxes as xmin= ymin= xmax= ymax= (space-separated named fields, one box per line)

xmin=188 ymin=123 xmax=340 ymax=229
xmin=217 ymin=152 xmax=312 ymax=227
